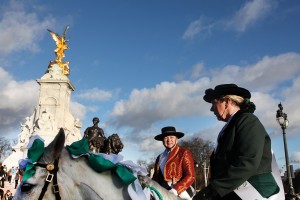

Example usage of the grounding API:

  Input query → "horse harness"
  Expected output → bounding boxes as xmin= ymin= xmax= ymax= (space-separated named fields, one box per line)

xmin=35 ymin=159 xmax=61 ymax=200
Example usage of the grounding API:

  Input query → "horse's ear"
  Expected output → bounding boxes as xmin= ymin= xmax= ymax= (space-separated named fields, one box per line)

xmin=43 ymin=128 xmax=65 ymax=162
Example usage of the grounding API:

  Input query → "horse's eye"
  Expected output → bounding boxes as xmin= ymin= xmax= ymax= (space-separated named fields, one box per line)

xmin=20 ymin=182 xmax=35 ymax=192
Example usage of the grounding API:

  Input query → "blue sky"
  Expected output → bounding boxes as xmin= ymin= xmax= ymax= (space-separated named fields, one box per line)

xmin=1 ymin=0 xmax=300 ymax=171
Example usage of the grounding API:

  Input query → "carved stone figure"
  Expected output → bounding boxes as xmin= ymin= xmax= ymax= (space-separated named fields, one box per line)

xmin=33 ymin=110 xmax=56 ymax=134
xmin=18 ymin=117 xmax=31 ymax=144
xmin=73 ymin=118 xmax=82 ymax=136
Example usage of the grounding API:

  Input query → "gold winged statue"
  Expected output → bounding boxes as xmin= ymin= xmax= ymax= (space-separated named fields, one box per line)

xmin=48 ymin=26 xmax=70 ymax=76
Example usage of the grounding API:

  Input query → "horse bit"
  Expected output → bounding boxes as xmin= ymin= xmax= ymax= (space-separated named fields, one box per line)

xmin=35 ymin=159 xmax=61 ymax=200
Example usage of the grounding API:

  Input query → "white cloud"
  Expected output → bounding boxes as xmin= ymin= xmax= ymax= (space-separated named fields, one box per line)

xmin=182 ymin=17 xmax=214 ymax=40
xmin=209 ymin=53 xmax=300 ymax=92
xmin=0 ymin=67 xmax=39 ymax=136
xmin=206 ymin=53 xmax=300 ymax=136
xmin=0 ymin=1 xmax=57 ymax=138
xmin=109 ymin=52 xmax=300 ymax=142
xmin=191 ymin=123 xmax=221 ymax=145
xmin=0 ymin=66 xmax=89 ymax=138
xmin=225 ymin=0 xmax=276 ymax=32
xmin=242 ymin=53 xmax=300 ymax=90
xmin=70 ymin=101 xmax=88 ymax=120
xmin=109 ymin=78 xmax=210 ymax=129
xmin=0 ymin=0 xmax=55 ymax=58
xmin=283 ymin=76 xmax=300 ymax=96
xmin=191 ymin=62 xmax=204 ymax=79
xmin=112 ymin=53 xmax=300 ymax=131
xmin=280 ymin=77 xmax=300 ymax=133
xmin=290 ymin=152 xmax=300 ymax=163
xmin=182 ymin=18 xmax=203 ymax=40
xmin=182 ymin=0 xmax=277 ymax=39
xmin=250 ymin=92 xmax=279 ymax=128
xmin=175 ymin=62 xmax=205 ymax=81
xmin=76 ymin=88 xmax=114 ymax=101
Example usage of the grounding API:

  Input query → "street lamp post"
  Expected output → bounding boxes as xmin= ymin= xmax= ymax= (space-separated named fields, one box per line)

xmin=202 ymin=160 xmax=208 ymax=187
xmin=276 ymin=103 xmax=297 ymax=199
xmin=194 ymin=162 xmax=199 ymax=190
xmin=203 ymin=160 xmax=207 ymax=187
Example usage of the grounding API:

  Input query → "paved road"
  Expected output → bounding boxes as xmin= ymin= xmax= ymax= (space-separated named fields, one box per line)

xmin=1 ymin=181 xmax=17 ymax=197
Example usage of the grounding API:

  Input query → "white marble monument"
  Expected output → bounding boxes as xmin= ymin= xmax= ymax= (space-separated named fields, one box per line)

xmin=3 ymin=26 xmax=82 ymax=169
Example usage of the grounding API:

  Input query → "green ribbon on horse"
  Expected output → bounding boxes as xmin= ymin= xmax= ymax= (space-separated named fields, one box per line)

xmin=21 ymin=137 xmax=136 ymax=185
xmin=89 ymin=154 xmax=137 ymax=185
xmin=66 ymin=138 xmax=90 ymax=156
xmin=66 ymin=138 xmax=137 ymax=185
xmin=23 ymin=139 xmax=45 ymax=182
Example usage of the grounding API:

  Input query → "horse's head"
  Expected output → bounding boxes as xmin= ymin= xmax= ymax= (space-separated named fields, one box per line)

xmin=14 ymin=128 xmax=65 ymax=200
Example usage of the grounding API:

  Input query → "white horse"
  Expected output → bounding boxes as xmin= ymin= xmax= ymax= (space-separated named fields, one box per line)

xmin=13 ymin=129 xmax=181 ymax=200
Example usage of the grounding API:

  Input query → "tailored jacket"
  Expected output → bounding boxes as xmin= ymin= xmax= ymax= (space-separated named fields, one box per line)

xmin=210 ymin=110 xmax=278 ymax=198
xmin=153 ymin=145 xmax=195 ymax=195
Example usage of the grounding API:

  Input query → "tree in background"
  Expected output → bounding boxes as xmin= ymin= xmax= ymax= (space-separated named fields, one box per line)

xmin=0 ymin=137 xmax=12 ymax=162
xmin=180 ymin=137 xmax=215 ymax=191
xmin=137 ymin=157 xmax=156 ymax=177
xmin=295 ymin=169 xmax=300 ymax=193
xmin=287 ymin=168 xmax=300 ymax=194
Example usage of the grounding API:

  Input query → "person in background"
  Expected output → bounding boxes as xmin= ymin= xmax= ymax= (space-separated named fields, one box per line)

xmin=19 ymin=169 xmax=24 ymax=182
xmin=14 ymin=169 xmax=20 ymax=189
xmin=0 ymin=188 xmax=3 ymax=200
xmin=6 ymin=168 xmax=12 ymax=184
xmin=152 ymin=126 xmax=195 ymax=200
xmin=193 ymin=84 xmax=280 ymax=200
xmin=11 ymin=167 xmax=16 ymax=184
xmin=0 ymin=166 xmax=5 ymax=188
xmin=4 ymin=190 xmax=13 ymax=200
xmin=3 ymin=165 xmax=7 ymax=181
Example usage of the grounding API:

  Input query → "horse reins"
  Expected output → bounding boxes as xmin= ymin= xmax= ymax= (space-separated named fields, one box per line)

xmin=35 ymin=159 xmax=61 ymax=200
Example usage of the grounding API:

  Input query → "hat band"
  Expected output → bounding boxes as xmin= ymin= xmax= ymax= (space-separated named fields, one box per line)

xmin=163 ymin=131 xmax=177 ymax=133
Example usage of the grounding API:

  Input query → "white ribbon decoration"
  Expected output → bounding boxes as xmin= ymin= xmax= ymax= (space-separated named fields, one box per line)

xmin=234 ymin=151 xmax=285 ymax=200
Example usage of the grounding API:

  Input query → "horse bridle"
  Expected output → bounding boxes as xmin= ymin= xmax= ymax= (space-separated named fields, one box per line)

xmin=35 ymin=159 xmax=61 ymax=200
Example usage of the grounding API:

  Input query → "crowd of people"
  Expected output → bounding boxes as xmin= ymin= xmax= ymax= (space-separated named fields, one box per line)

xmin=0 ymin=164 xmax=23 ymax=200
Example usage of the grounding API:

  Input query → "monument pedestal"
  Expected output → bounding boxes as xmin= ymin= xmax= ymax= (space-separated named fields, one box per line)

xmin=3 ymin=64 xmax=82 ymax=169
xmin=3 ymin=26 xmax=81 ymax=170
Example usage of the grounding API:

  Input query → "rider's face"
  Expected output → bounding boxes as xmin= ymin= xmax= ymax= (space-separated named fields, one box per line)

xmin=210 ymin=99 xmax=227 ymax=122
xmin=163 ymin=135 xmax=177 ymax=150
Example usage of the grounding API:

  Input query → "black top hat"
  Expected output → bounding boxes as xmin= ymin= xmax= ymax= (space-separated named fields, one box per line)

xmin=154 ymin=126 xmax=184 ymax=141
xmin=203 ymin=83 xmax=251 ymax=103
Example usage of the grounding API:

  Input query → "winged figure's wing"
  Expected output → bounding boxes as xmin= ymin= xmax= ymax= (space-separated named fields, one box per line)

xmin=47 ymin=29 xmax=61 ymax=45
xmin=63 ymin=25 xmax=70 ymax=37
